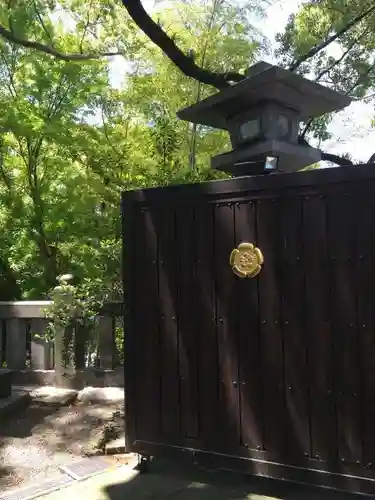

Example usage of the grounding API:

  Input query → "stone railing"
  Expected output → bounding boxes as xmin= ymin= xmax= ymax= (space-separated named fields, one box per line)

xmin=0 ymin=301 xmax=124 ymax=388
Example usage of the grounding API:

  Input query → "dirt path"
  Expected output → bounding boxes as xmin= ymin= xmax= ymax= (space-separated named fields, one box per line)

xmin=0 ymin=400 xmax=124 ymax=491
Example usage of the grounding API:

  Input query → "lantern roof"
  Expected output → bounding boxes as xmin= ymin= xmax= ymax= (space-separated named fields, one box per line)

xmin=177 ymin=61 xmax=351 ymax=129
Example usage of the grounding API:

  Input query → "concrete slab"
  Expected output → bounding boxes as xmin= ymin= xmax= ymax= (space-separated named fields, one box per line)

xmin=59 ymin=457 xmax=118 ymax=481
xmin=77 ymin=387 xmax=123 ymax=404
xmin=0 ymin=474 xmax=74 ymax=500
xmin=0 ymin=390 xmax=31 ymax=418
xmin=33 ymin=463 xmax=135 ymax=500
xmin=32 ymin=457 xmax=361 ymax=500
xmin=0 ymin=369 xmax=13 ymax=398
xmin=29 ymin=386 xmax=78 ymax=406
xmin=104 ymin=436 xmax=126 ymax=455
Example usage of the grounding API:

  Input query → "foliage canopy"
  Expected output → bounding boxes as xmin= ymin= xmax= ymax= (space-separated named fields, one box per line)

xmin=0 ymin=0 xmax=374 ymax=299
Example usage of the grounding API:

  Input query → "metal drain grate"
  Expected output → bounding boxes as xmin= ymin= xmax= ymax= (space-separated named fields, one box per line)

xmin=59 ymin=456 xmax=115 ymax=481
xmin=0 ymin=474 xmax=74 ymax=500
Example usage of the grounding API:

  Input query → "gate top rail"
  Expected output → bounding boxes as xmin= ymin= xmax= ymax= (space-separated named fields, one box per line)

xmin=0 ymin=301 xmax=123 ymax=319
xmin=122 ymin=163 xmax=375 ymax=204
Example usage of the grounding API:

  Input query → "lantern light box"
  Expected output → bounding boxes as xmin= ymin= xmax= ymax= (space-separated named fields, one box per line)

xmin=177 ymin=61 xmax=351 ymax=176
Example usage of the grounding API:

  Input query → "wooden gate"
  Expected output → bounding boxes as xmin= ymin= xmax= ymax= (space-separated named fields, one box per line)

xmin=122 ymin=164 xmax=375 ymax=495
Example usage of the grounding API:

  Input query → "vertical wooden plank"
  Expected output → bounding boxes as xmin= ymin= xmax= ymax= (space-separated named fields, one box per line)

xmin=158 ymin=206 xmax=180 ymax=440
xmin=280 ymin=197 xmax=310 ymax=459
xmin=122 ymin=195 xmax=136 ymax=448
xmin=176 ymin=205 xmax=198 ymax=439
xmin=133 ymin=206 xmax=161 ymax=441
xmin=195 ymin=203 xmax=218 ymax=449
xmin=257 ymin=197 xmax=285 ymax=458
xmin=356 ymin=189 xmax=375 ymax=467
xmin=98 ymin=316 xmax=115 ymax=369
xmin=303 ymin=195 xmax=335 ymax=462
xmin=235 ymin=200 xmax=263 ymax=452
xmin=214 ymin=201 xmax=241 ymax=452
xmin=6 ymin=318 xmax=27 ymax=369
xmin=328 ymin=192 xmax=361 ymax=465
xmin=0 ymin=320 xmax=4 ymax=365
xmin=30 ymin=318 xmax=52 ymax=369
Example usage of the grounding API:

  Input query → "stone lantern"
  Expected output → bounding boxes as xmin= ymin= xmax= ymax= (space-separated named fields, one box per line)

xmin=177 ymin=61 xmax=351 ymax=176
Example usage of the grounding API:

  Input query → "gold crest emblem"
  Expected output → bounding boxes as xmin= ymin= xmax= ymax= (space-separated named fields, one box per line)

xmin=229 ymin=242 xmax=264 ymax=278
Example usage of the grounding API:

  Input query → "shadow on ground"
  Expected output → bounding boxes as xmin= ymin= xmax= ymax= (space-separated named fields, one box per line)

xmin=0 ymin=401 xmax=123 ymax=490
xmin=0 ymin=403 xmax=59 ymax=439
xmin=0 ymin=442 xmax=13 ymax=484
xmin=105 ymin=458 xmax=364 ymax=500
xmin=0 ymin=401 xmax=121 ymax=452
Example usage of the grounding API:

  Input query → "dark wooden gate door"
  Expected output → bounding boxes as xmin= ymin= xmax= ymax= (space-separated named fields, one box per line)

xmin=122 ymin=165 xmax=375 ymax=496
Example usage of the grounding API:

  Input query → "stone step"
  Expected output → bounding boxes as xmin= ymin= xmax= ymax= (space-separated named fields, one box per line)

xmin=0 ymin=390 xmax=31 ymax=419
xmin=104 ymin=435 xmax=126 ymax=455
xmin=0 ymin=369 xmax=12 ymax=398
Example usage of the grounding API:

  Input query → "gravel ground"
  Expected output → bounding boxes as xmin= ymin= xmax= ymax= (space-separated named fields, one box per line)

xmin=0 ymin=400 xmax=124 ymax=491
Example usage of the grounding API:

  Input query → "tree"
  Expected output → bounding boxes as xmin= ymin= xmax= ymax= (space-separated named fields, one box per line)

xmin=3 ymin=0 xmax=374 ymax=297
xmin=0 ymin=0 xmax=138 ymax=60
xmin=0 ymin=0 xmax=369 ymax=167
xmin=0 ymin=0 xmax=265 ymax=298
xmin=124 ymin=0 xmax=264 ymax=171
xmin=0 ymin=1 xmax=128 ymax=297
xmin=277 ymin=0 xmax=375 ymax=151
xmin=0 ymin=47 xmax=112 ymax=294
xmin=125 ymin=0 xmax=375 ymax=165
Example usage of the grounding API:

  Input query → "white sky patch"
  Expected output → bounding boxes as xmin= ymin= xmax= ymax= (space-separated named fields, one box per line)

xmin=326 ymin=102 xmax=375 ymax=163
xmin=108 ymin=57 xmax=130 ymax=89
xmin=49 ymin=5 xmax=76 ymax=31
xmin=108 ymin=0 xmax=160 ymax=88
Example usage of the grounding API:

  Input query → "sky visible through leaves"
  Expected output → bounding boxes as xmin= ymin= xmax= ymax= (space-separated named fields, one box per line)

xmin=55 ymin=0 xmax=375 ymax=163
xmin=109 ymin=0 xmax=375 ymax=164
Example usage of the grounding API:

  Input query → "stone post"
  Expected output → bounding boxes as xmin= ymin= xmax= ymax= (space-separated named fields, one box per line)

xmin=6 ymin=319 xmax=27 ymax=369
xmin=98 ymin=316 xmax=115 ymax=369
xmin=30 ymin=319 xmax=52 ymax=369
xmin=51 ymin=274 xmax=76 ymax=387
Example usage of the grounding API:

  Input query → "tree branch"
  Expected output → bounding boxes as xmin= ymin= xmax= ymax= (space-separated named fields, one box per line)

xmin=0 ymin=136 xmax=11 ymax=190
xmin=298 ymin=136 xmax=353 ymax=166
xmin=300 ymin=118 xmax=314 ymax=139
xmin=0 ymin=1 xmax=360 ymax=169
xmin=0 ymin=24 xmax=122 ymax=61
xmin=313 ymin=27 xmax=369 ymax=84
xmin=320 ymin=151 xmax=353 ymax=166
xmin=122 ymin=0 xmax=245 ymax=90
xmin=345 ymin=62 xmax=375 ymax=95
xmin=100 ymin=98 xmax=124 ymax=159
xmin=358 ymin=92 xmax=375 ymax=102
xmin=289 ymin=4 xmax=375 ymax=71
xmin=79 ymin=0 xmax=96 ymax=53
xmin=33 ymin=1 xmax=54 ymax=43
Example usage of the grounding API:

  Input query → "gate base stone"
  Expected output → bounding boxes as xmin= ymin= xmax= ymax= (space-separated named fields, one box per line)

xmin=0 ymin=369 xmax=13 ymax=398
xmin=0 ymin=390 xmax=31 ymax=419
